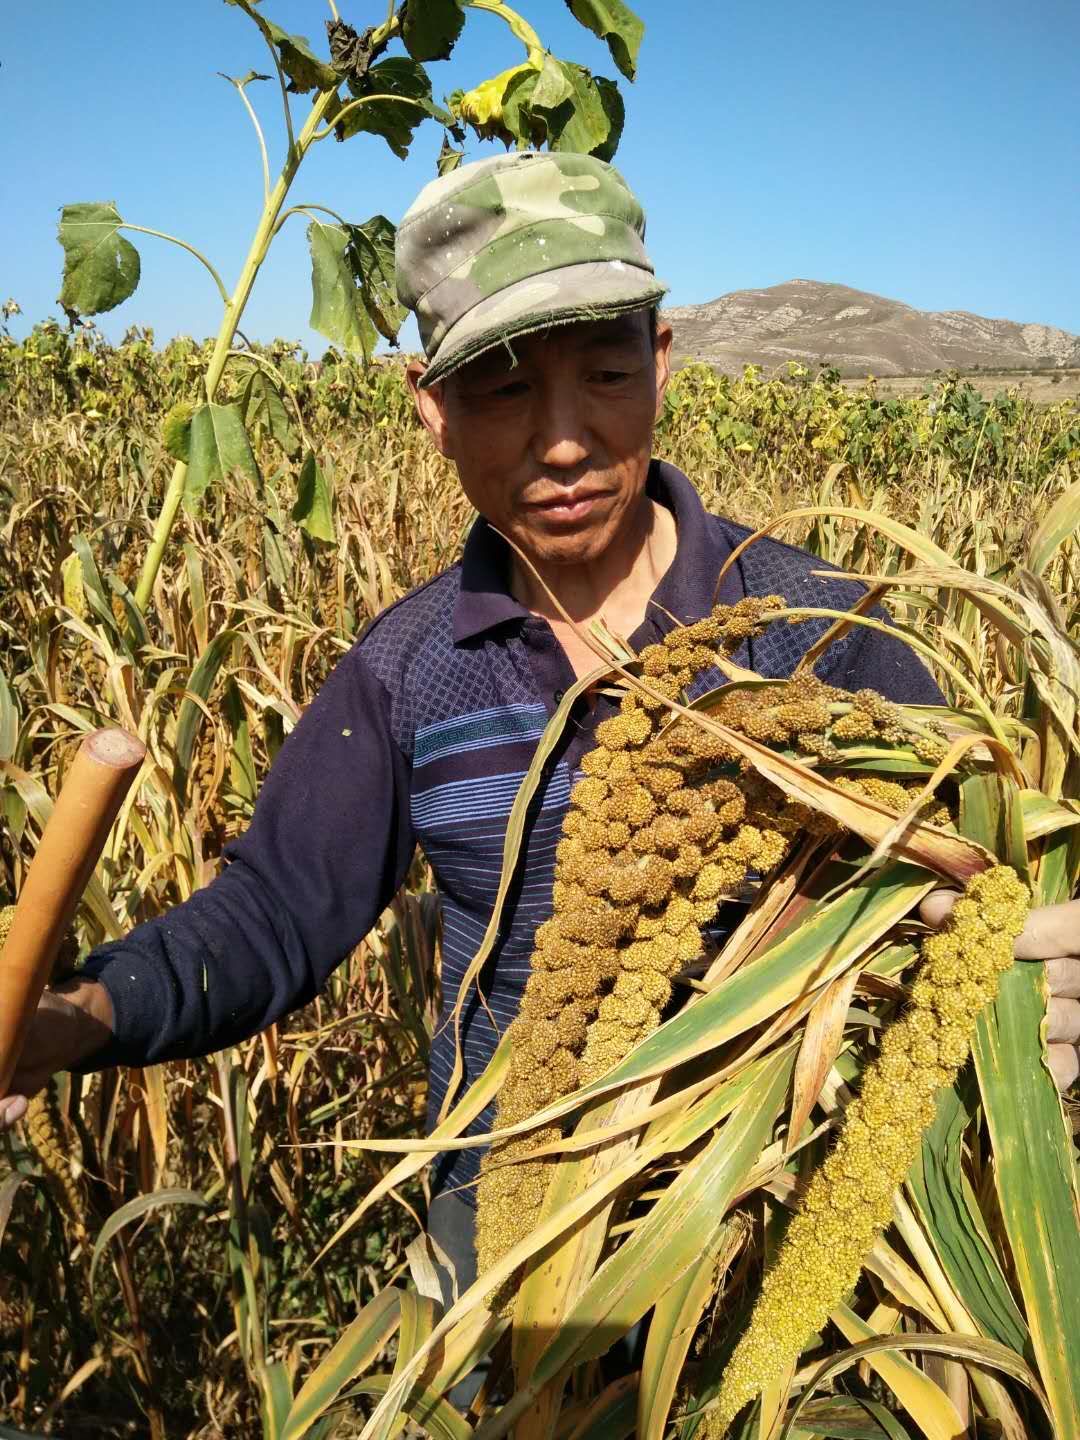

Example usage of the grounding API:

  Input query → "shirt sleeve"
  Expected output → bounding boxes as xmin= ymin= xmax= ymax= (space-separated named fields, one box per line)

xmin=77 ymin=649 xmax=415 ymax=1068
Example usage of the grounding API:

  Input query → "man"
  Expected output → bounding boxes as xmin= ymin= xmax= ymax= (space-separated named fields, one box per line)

xmin=3 ymin=152 xmax=1078 ymax=1308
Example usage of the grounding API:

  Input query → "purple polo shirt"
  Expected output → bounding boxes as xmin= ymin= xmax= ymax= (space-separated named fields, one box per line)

xmin=81 ymin=461 xmax=942 ymax=1204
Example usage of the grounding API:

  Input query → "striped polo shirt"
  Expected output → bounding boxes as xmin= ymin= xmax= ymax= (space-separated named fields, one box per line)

xmin=82 ymin=461 xmax=942 ymax=1206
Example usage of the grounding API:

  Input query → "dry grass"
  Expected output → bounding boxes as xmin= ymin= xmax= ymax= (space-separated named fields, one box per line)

xmin=0 ymin=321 xmax=1078 ymax=1435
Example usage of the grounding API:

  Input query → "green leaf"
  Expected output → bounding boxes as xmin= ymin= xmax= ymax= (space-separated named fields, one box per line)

xmin=639 ymin=1223 xmax=738 ymax=1440
xmin=565 ymin=1377 xmax=639 ymax=1439
xmin=240 ymin=369 xmax=300 ymax=457
xmin=223 ymin=678 xmax=256 ymax=804
xmin=348 ymin=215 xmax=406 ymax=345
xmin=437 ymin=132 xmax=465 ymax=176
xmin=543 ymin=62 xmax=624 ymax=159
xmin=339 ymin=1376 xmax=474 ymax=1440
xmin=0 ymin=665 xmax=20 ymax=763
xmin=172 ymin=629 xmax=237 ymax=806
xmin=56 ymin=202 xmax=140 ymax=316
xmin=499 ymin=67 xmax=544 ymax=147
xmin=563 ymin=0 xmax=644 ymax=80
xmin=308 ymin=220 xmax=381 ymax=360
xmin=907 ymin=1073 xmax=1028 ymax=1352
xmin=162 ymin=400 xmax=195 ymax=462
xmin=90 ymin=1188 xmax=209 ymax=1298
xmin=790 ymin=1398 xmax=914 ymax=1440
xmin=590 ymin=75 xmax=625 ymax=162
xmin=266 ymin=19 xmax=339 ymax=92
xmin=224 ymin=2 xmax=339 ymax=93
xmin=974 ymin=960 xmax=1080 ymax=1435
xmin=70 ymin=532 xmax=121 ymax=637
xmin=185 ymin=402 xmax=260 ymax=511
xmin=779 ymin=1332 xmax=1051 ymax=1440
xmin=512 ymin=58 xmax=625 ymax=159
xmin=534 ymin=859 xmax=936 ymax=1121
xmin=960 ymin=775 xmax=1080 ymax=1438
xmin=533 ymin=1054 xmax=793 ymax=1385
xmin=280 ymin=1289 xmax=403 ymax=1440
xmin=107 ymin=571 xmax=149 ymax=651
xmin=1027 ymin=474 xmax=1080 ymax=577
xmin=402 ymin=0 xmax=465 ymax=62
xmin=293 ymin=451 xmax=335 ymax=544
xmin=530 ymin=51 xmax=575 ymax=110
xmin=184 ymin=541 xmax=209 ymax=652
xmin=260 ymin=1360 xmax=294 ymax=1438
xmin=339 ymin=58 xmax=445 ymax=157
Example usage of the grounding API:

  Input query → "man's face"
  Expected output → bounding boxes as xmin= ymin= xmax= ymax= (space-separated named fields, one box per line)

xmin=408 ymin=311 xmax=673 ymax=568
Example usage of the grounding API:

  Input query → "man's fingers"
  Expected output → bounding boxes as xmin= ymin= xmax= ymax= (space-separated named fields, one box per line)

xmin=1048 ymin=1043 xmax=1080 ymax=1092
xmin=919 ymin=890 xmax=960 ymax=929
xmin=0 ymin=1096 xmax=27 ymax=1130
xmin=1046 ymin=956 xmax=1080 ymax=999
xmin=1014 ymin=898 xmax=1080 ymax=961
xmin=1046 ymin=997 xmax=1080 ymax=1045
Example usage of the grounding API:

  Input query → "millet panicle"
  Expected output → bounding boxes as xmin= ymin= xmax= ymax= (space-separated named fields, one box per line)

xmin=705 ymin=864 xmax=1030 ymax=1434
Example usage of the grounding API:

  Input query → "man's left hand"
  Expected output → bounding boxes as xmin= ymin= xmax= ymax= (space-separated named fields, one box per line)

xmin=920 ymin=892 xmax=1080 ymax=1091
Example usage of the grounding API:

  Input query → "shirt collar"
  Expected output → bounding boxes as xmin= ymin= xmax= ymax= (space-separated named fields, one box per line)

xmin=451 ymin=459 xmax=740 ymax=646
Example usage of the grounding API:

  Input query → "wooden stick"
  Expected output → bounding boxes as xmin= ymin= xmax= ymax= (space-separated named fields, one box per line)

xmin=0 ymin=728 xmax=145 ymax=1096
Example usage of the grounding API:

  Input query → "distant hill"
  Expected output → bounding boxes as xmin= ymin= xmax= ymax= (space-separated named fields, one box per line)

xmin=665 ymin=279 xmax=1080 ymax=378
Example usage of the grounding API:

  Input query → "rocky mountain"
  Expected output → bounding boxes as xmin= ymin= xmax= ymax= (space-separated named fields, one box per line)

xmin=665 ymin=279 xmax=1080 ymax=378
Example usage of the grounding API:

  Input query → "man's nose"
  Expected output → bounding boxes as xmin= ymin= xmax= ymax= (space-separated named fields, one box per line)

xmin=533 ymin=379 xmax=590 ymax=469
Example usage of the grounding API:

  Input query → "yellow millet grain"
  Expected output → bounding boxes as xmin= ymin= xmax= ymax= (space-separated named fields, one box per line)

xmin=706 ymin=865 xmax=1029 ymax=1435
xmin=475 ymin=601 xmax=837 ymax=1305
xmin=833 ymin=774 xmax=955 ymax=829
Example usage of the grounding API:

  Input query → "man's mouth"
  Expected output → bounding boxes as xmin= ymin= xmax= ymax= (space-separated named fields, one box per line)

xmin=525 ymin=488 xmax=610 ymax=522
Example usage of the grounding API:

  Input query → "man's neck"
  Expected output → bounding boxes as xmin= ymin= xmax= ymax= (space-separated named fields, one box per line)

xmin=511 ymin=494 xmax=678 ymax=677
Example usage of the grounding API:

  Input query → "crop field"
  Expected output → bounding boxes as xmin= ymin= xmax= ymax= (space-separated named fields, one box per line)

xmin=837 ymin=369 xmax=1080 ymax=405
xmin=2 ymin=322 xmax=1080 ymax=1438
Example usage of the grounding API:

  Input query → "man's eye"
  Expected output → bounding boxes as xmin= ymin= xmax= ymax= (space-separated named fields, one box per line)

xmin=489 ymin=380 xmax=530 ymax=398
xmin=591 ymin=369 xmax=631 ymax=384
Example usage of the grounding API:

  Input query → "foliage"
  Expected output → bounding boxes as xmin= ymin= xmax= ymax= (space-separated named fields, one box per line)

xmin=1 ymin=326 xmax=1080 ymax=1435
xmin=53 ymin=0 xmax=645 ymax=616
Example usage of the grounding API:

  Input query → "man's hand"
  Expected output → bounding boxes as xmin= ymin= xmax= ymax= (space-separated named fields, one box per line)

xmin=0 ymin=979 xmax=114 ymax=1130
xmin=921 ymin=891 xmax=1080 ymax=1091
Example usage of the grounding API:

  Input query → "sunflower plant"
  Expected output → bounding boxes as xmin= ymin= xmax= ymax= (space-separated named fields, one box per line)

xmin=53 ymin=0 xmax=644 ymax=620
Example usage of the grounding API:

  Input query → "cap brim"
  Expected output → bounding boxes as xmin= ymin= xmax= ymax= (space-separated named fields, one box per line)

xmin=418 ymin=259 xmax=668 ymax=388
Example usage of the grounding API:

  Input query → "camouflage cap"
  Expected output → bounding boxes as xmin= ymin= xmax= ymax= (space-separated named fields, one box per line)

xmin=396 ymin=150 xmax=667 ymax=387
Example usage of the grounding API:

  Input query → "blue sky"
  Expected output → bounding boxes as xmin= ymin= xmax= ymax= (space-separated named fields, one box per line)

xmin=4 ymin=1 xmax=1079 ymax=353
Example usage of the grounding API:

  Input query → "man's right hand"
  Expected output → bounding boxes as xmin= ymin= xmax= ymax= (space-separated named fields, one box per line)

xmin=0 ymin=979 xmax=115 ymax=1130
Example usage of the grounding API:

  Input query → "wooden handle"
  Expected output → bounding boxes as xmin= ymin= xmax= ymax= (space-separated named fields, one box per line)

xmin=0 ymin=728 xmax=145 ymax=1096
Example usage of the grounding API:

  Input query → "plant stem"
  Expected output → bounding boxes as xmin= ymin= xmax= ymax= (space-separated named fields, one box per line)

xmin=310 ymin=92 xmax=432 ymax=144
xmin=248 ymin=17 xmax=296 ymax=153
xmin=273 ymin=202 xmax=351 ymax=239
xmin=120 ymin=225 xmax=231 ymax=307
xmin=227 ymin=75 xmax=272 ymax=204
xmin=133 ymin=86 xmax=340 ymax=613
xmin=463 ymin=0 xmax=544 ymax=62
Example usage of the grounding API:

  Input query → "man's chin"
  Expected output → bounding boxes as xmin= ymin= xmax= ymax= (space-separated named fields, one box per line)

xmin=523 ymin=525 xmax=614 ymax=567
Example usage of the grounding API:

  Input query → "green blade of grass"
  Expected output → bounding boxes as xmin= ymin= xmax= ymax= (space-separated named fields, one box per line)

xmin=637 ymin=1220 xmax=743 ymax=1440
xmin=906 ymin=1075 xmax=1028 ymax=1352
xmin=280 ymin=1288 xmax=403 ymax=1440
xmin=963 ymin=776 xmax=1080 ymax=1438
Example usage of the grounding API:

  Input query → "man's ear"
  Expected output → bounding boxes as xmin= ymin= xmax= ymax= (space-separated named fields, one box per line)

xmin=406 ymin=360 xmax=452 ymax=457
xmin=652 ymin=320 xmax=674 ymax=419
